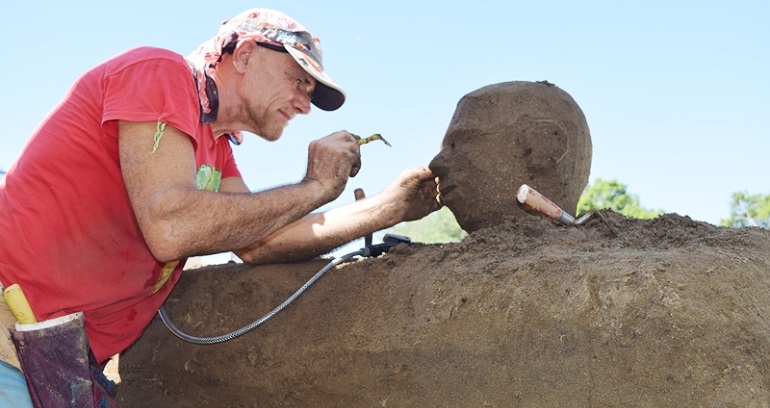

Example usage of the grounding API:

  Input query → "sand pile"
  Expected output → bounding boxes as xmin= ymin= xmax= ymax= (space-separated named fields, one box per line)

xmin=117 ymin=212 xmax=770 ymax=407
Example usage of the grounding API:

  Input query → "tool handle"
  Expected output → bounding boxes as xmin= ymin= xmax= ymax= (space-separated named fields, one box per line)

xmin=516 ymin=184 xmax=575 ymax=225
xmin=360 ymin=233 xmax=413 ymax=257
xmin=354 ymin=188 xmax=373 ymax=247
xmin=3 ymin=284 xmax=37 ymax=324
xmin=356 ymin=133 xmax=391 ymax=147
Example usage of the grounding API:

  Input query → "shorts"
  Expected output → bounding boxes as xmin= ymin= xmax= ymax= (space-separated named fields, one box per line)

xmin=0 ymin=361 xmax=34 ymax=407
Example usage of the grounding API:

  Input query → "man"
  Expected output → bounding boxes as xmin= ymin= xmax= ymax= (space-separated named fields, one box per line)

xmin=0 ymin=8 xmax=439 ymax=406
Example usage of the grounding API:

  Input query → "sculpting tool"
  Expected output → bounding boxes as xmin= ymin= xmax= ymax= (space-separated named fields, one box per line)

xmin=356 ymin=133 xmax=391 ymax=147
xmin=516 ymin=184 xmax=596 ymax=226
xmin=3 ymin=284 xmax=37 ymax=324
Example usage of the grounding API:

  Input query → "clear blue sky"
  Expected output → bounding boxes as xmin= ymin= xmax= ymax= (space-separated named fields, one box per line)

xmin=1 ymin=0 xmax=768 ymax=228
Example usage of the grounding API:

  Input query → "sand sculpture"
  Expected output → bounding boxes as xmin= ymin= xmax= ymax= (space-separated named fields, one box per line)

xmin=430 ymin=81 xmax=592 ymax=232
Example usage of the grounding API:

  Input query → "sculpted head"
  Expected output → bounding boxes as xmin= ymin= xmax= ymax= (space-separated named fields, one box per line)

xmin=429 ymin=81 xmax=592 ymax=232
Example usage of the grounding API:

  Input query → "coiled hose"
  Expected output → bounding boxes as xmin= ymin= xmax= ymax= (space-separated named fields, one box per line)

xmin=158 ymin=240 xmax=402 ymax=345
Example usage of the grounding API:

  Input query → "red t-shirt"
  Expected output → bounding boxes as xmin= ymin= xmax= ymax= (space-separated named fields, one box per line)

xmin=0 ymin=47 xmax=240 ymax=363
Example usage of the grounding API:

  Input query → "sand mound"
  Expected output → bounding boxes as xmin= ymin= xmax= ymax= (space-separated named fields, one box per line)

xmin=117 ymin=211 xmax=770 ymax=407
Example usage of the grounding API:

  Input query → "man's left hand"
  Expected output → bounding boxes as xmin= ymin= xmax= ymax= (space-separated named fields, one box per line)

xmin=382 ymin=166 xmax=442 ymax=222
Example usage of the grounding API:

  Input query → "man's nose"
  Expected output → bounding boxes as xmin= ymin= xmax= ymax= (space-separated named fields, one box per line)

xmin=295 ymin=97 xmax=311 ymax=115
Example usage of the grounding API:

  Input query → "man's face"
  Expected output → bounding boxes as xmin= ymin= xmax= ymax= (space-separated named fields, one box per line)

xmin=240 ymin=47 xmax=316 ymax=141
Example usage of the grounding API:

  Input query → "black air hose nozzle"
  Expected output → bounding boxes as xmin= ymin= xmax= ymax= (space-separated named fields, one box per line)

xmin=361 ymin=233 xmax=412 ymax=257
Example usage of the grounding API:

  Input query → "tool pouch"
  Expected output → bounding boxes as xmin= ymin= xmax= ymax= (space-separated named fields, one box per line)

xmin=10 ymin=312 xmax=119 ymax=408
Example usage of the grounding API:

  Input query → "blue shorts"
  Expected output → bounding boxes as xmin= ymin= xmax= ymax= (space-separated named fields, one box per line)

xmin=0 ymin=361 xmax=33 ymax=407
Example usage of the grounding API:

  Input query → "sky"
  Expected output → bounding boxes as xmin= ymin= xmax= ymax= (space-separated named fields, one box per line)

xmin=1 ymin=0 xmax=768 ymax=235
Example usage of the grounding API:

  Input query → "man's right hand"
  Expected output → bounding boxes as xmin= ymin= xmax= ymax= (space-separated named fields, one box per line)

xmin=303 ymin=130 xmax=361 ymax=203
xmin=119 ymin=121 xmax=356 ymax=263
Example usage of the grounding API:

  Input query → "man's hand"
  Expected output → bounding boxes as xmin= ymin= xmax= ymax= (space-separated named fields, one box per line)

xmin=234 ymin=165 xmax=441 ymax=265
xmin=380 ymin=167 xmax=442 ymax=222
xmin=303 ymin=130 xmax=361 ymax=204
xmin=118 ymin=121 xmax=348 ymax=262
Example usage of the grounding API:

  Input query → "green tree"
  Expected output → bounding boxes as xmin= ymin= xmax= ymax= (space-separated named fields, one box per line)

xmin=721 ymin=192 xmax=770 ymax=228
xmin=392 ymin=207 xmax=467 ymax=244
xmin=577 ymin=179 xmax=662 ymax=219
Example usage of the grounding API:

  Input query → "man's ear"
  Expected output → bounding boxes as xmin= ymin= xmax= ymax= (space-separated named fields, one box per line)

xmin=232 ymin=40 xmax=258 ymax=73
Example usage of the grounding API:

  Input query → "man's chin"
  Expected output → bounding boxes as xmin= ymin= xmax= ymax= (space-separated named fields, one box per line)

xmin=255 ymin=129 xmax=283 ymax=142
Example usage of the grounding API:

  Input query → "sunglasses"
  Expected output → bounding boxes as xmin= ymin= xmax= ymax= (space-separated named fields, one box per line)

xmin=256 ymin=42 xmax=288 ymax=53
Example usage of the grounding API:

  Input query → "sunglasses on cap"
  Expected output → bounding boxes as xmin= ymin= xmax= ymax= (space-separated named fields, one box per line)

xmin=256 ymin=42 xmax=289 ymax=53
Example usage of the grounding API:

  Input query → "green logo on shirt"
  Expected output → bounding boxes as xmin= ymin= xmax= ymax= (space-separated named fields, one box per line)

xmin=196 ymin=164 xmax=222 ymax=192
xmin=153 ymin=163 xmax=222 ymax=295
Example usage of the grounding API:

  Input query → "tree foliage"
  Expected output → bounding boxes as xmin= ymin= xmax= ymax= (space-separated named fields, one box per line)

xmin=720 ymin=191 xmax=770 ymax=228
xmin=391 ymin=179 xmax=667 ymax=244
xmin=392 ymin=207 xmax=467 ymax=244
xmin=384 ymin=179 xmax=769 ymax=243
xmin=577 ymin=178 xmax=662 ymax=219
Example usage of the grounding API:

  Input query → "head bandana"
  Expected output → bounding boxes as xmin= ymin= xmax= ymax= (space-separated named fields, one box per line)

xmin=186 ymin=8 xmax=346 ymax=145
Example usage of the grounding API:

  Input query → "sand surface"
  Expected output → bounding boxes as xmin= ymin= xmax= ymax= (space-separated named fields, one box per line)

xmin=117 ymin=212 xmax=770 ymax=407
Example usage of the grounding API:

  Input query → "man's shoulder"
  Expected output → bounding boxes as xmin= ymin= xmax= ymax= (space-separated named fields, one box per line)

xmin=103 ymin=46 xmax=187 ymax=73
xmin=92 ymin=47 xmax=189 ymax=77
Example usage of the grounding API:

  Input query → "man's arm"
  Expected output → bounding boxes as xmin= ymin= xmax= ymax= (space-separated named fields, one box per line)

xmin=233 ymin=167 xmax=441 ymax=264
xmin=118 ymin=121 xmax=359 ymax=262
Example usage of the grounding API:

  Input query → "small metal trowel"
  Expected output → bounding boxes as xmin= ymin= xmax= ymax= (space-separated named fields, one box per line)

xmin=515 ymin=184 xmax=596 ymax=226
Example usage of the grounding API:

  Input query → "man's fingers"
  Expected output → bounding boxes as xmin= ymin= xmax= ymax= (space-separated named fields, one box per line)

xmin=412 ymin=167 xmax=441 ymax=210
xmin=350 ymin=156 xmax=361 ymax=177
xmin=421 ymin=179 xmax=442 ymax=210
xmin=344 ymin=131 xmax=361 ymax=177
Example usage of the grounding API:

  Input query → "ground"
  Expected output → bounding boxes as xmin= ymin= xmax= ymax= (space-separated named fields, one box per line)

xmin=117 ymin=211 xmax=770 ymax=407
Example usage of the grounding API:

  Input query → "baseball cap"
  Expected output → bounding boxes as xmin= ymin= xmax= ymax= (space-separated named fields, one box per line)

xmin=191 ymin=8 xmax=345 ymax=111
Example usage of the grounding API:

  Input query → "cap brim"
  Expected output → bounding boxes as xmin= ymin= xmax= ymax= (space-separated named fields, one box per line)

xmin=285 ymin=46 xmax=346 ymax=111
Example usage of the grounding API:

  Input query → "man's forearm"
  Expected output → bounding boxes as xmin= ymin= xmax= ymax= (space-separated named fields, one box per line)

xmin=119 ymin=121 xmax=354 ymax=263
xmin=145 ymin=181 xmax=330 ymax=262
xmin=235 ymin=195 xmax=398 ymax=264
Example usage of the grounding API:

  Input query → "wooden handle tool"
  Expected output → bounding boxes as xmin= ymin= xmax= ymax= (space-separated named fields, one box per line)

xmin=516 ymin=184 xmax=575 ymax=225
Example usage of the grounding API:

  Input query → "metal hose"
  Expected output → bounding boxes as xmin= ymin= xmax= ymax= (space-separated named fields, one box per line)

xmin=158 ymin=241 xmax=400 ymax=345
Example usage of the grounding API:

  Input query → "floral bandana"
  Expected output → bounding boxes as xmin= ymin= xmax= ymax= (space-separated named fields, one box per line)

xmin=186 ymin=8 xmax=346 ymax=145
